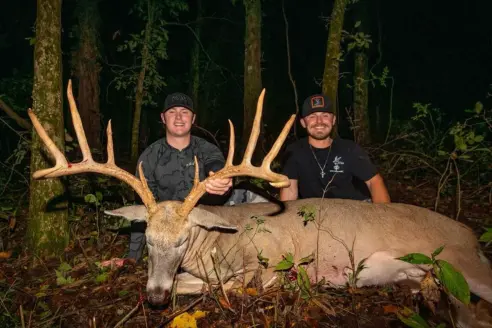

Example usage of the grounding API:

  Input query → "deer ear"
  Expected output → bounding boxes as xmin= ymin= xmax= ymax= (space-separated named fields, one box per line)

xmin=188 ymin=207 xmax=238 ymax=231
xmin=104 ymin=205 xmax=148 ymax=222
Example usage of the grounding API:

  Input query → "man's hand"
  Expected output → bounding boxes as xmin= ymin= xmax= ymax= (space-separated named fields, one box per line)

xmin=205 ymin=171 xmax=232 ymax=195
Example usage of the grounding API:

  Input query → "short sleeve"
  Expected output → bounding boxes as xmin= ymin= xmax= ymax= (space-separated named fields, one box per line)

xmin=281 ymin=145 xmax=299 ymax=180
xmin=198 ymin=139 xmax=225 ymax=173
xmin=349 ymin=144 xmax=378 ymax=182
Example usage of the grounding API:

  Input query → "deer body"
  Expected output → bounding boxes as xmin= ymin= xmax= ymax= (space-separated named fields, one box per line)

xmin=107 ymin=198 xmax=492 ymax=309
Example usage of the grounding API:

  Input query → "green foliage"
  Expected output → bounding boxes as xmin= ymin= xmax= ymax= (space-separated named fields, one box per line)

xmin=0 ymin=73 xmax=33 ymax=113
xmin=112 ymin=0 xmax=188 ymax=107
xmin=55 ymin=262 xmax=74 ymax=286
xmin=297 ymin=204 xmax=316 ymax=224
xmin=397 ymin=245 xmax=470 ymax=305
xmin=479 ymin=228 xmax=492 ymax=245
xmin=274 ymin=252 xmax=315 ymax=300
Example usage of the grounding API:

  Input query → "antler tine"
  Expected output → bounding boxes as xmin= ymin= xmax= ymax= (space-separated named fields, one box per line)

xmin=106 ymin=120 xmax=115 ymax=165
xmin=177 ymin=89 xmax=295 ymax=218
xmin=28 ymin=108 xmax=68 ymax=178
xmin=67 ymin=80 xmax=92 ymax=162
xmin=225 ymin=120 xmax=235 ymax=167
xmin=29 ymin=80 xmax=158 ymax=213
xmin=241 ymin=89 xmax=265 ymax=166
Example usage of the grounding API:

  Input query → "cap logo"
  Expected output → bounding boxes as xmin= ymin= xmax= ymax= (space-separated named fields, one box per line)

xmin=171 ymin=94 xmax=187 ymax=102
xmin=311 ymin=96 xmax=324 ymax=109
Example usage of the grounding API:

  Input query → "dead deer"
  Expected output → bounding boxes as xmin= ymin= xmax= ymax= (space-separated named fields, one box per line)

xmin=29 ymin=81 xmax=492 ymax=327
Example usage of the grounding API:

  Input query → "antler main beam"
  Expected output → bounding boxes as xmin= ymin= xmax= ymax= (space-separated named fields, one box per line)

xmin=28 ymin=80 xmax=157 ymax=214
xmin=177 ymin=89 xmax=296 ymax=218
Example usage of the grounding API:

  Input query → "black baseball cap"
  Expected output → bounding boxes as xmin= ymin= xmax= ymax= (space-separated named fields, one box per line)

xmin=301 ymin=94 xmax=333 ymax=118
xmin=163 ymin=92 xmax=194 ymax=113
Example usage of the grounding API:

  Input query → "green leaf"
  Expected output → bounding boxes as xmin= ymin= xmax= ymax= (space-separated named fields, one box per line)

xmin=437 ymin=150 xmax=448 ymax=156
xmin=274 ymin=259 xmax=294 ymax=271
xmin=297 ymin=266 xmax=312 ymax=300
xmin=435 ymin=260 xmax=470 ymax=305
xmin=474 ymin=101 xmax=483 ymax=114
xmin=95 ymin=272 xmax=109 ymax=284
xmin=397 ymin=253 xmax=433 ymax=265
xmin=58 ymin=262 xmax=72 ymax=272
xmin=118 ymin=290 xmax=129 ymax=297
xmin=298 ymin=253 xmax=315 ymax=265
xmin=85 ymin=194 xmax=97 ymax=204
xmin=354 ymin=21 xmax=361 ymax=28
xmin=479 ymin=228 xmax=492 ymax=243
xmin=397 ymin=307 xmax=430 ymax=328
xmin=431 ymin=245 xmax=445 ymax=258
xmin=474 ymin=135 xmax=484 ymax=142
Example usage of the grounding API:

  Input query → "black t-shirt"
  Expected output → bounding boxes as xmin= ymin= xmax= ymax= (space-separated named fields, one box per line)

xmin=282 ymin=137 xmax=378 ymax=200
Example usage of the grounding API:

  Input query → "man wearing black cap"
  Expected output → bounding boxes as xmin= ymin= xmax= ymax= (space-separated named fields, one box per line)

xmin=280 ymin=94 xmax=390 ymax=203
xmin=128 ymin=92 xmax=234 ymax=261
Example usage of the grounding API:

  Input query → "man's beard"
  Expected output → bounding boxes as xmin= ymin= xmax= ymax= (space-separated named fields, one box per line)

xmin=308 ymin=124 xmax=332 ymax=140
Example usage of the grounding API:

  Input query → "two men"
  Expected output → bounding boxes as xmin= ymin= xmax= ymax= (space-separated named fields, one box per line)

xmin=280 ymin=94 xmax=390 ymax=203
xmin=131 ymin=91 xmax=389 ymax=259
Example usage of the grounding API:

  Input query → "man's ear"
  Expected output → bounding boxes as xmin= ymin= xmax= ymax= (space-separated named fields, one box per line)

xmin=160 ymin=112 xmax=166 ymax=124
xmin=300 ymin=118 xmax=307 ymax=128
xmin=192 ymin=113 xmax=196 ymax=124
xmin=332 ymin=115 xmax=337 ymax=126
xmin=104 ymin=205 xmax=148 ymax=222
xmin=188 ymin=207 xmax=238 ymax=231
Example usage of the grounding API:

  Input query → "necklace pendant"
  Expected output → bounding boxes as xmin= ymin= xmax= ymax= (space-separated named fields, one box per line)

xmin=320 ymin=170 xmax=326 ymax=178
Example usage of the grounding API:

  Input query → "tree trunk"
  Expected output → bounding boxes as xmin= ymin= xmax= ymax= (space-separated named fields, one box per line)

xmin=27 ymin=0 xmax=69 ymax=258
xmin=189 ymin=0 xmax=203 ymax=126
xmin=353 ymin=51 xmax=370 ymax=144
xmin=73 ymin=0 xmax=102 ymax=151
xmin=243 ymin=0 xmax=262 ymax=161
xmin=353 ymin=0 xmax=371 ymax=145
xmin=131 ymin=0 xmax=154 ymax=166
xmin=322 ymin=0 xmax=349 ymax=133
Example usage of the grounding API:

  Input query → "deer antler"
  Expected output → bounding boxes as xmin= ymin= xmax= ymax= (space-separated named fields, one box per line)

xmin=177 ymin=89 xmax=296 ymax=218
xmin=28 ymin=80 xmax=158 ymax=214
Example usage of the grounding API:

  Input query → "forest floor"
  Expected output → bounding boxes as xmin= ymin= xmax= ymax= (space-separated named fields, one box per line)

xmin=1 ymin=172 xmax=491 ymax=328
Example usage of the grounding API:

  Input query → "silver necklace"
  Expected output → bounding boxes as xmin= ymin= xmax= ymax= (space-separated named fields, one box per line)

xmin=310 ymin=145 xmax=331 ymax=178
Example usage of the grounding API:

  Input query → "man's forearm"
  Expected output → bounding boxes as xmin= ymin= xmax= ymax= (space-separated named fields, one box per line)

xmin=367 ymin=175 xmax=391 ymax=203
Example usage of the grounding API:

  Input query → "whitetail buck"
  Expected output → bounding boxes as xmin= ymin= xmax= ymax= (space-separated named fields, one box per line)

xmin=29 ymin=81 xmax=491 ymax=327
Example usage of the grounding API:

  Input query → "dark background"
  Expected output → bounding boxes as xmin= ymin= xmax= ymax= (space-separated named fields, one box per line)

xmin=1 ymin=0 xmax=491 ymax=155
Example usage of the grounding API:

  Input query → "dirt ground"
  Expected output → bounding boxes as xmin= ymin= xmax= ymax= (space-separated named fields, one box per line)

xmin=1 ymin=174 xmax=491 ymax=328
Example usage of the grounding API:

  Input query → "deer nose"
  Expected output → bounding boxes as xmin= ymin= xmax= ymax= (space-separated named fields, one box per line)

xmin=147 ymin=287 xmax=170 ymax=306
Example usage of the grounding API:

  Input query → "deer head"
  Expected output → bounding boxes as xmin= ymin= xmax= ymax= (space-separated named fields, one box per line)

xmin=29 ymin=80 xmax=295 ymax=305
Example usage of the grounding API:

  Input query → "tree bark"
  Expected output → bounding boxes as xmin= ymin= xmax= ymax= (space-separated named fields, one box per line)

xmin=27 ymin=0 xmax=69 ymax=258
xmin=189 ymin=0 xmax=203 ymax=125
xmin=353 ymin=0 xmax=371 ymax=145
xmin=322 ymin=0 xmax=349 ymax=133
xmin=73 ymin=0 xmax=102 ymax=150
xmin=353 ymin=51 xmax=370 ymax=144
xmin=131 ymin=0 xmax=154 ymax=166
xmin=243 ymin=0 xmax=263 ymax=161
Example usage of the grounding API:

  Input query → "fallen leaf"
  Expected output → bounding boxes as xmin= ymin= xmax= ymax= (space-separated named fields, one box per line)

xmin=420 ymin=271 xmax=440 ymax=313
xmin=383 ymin=304 xmax=399 ymax=314
xmin=0 ymin=250 xmax=12 ymax=259
xmin=218 ymin=297 xmax=232 ymax=309
xmin=169 ymin=311 xmax=208 ymax=328
xmin=246 ymin=288 xmax=258 ymax=296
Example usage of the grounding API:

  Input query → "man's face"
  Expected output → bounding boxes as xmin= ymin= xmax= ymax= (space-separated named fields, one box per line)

xmin=300 ymin=112 xmax=336 ymax=140
xmin=161 ymin=107 xmax=195 ymax=137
